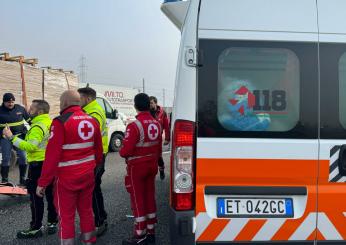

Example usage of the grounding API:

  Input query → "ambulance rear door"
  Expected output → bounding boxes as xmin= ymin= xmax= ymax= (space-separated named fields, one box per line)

xmin=317 ymin=0 xmax=346 ymax=243
xmin=195 ymin=0 xmax=319 ymax=243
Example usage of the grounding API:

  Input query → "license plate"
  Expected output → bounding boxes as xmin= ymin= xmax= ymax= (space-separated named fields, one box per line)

xmin=217 ymin=197 xmax=294 ymax=218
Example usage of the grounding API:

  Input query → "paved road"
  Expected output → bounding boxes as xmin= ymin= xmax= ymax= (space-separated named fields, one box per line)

xmin=0 ymin=152 xmax=171 ymax=245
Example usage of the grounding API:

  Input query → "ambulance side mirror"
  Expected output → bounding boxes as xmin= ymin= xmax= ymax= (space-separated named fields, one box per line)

xmin=111 ymin=109 xmax=118 ymax=120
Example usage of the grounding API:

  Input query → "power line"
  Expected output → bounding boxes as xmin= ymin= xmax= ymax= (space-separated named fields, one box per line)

xmin=142 ymin=78 xmax=145 ymax=93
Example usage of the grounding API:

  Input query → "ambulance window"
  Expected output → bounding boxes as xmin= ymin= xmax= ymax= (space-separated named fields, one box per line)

xmin=339 ymin=53 xmax=346 ymax=129
xmin=217 ymin=48 xmax=300 ymax=132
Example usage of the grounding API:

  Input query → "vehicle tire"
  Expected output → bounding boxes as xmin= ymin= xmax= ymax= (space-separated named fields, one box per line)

xmin=109 ymin=133 xmax=124 ymax=152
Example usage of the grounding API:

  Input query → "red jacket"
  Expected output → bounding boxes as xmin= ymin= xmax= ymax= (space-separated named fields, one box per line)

xmin=151 ymin=106 xmax=170 ymax=142
xmin=38 ymin=106 xmax=103 ymax=187
xmin=120 ymin=111 xmax=162 ymax=165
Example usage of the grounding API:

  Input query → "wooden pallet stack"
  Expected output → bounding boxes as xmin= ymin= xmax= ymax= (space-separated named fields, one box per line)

xmin=0 ymin=53 xmax=78 ymax=117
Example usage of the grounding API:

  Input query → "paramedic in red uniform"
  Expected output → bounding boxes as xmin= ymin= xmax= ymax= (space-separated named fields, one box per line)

xmin=120 ymin=93 xmax=162 ymax=245
xmin=149 ymin=96 xmax=170 ymax=180
xmin=36 ymin=90 xmax=103 ymax=245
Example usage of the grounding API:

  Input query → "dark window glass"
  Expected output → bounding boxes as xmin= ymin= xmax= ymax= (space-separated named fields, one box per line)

xmin=320 ymin=43 xmax=346 ymax=139
xmin=198 ymin=40 xmax=318 ymax=139
xmin=218 ymin=47 xmax=300 ymax=132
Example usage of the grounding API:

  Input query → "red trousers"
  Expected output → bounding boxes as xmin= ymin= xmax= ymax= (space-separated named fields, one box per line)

xmin=125 ymin=161 xmax=158 ymax=236
xmin=54 ymin=172 xmax=96 ymax=243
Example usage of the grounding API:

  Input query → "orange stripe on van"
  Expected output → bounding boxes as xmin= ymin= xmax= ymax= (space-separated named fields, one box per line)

xmin=196 ymin=158 xmax=318 ymax=212
xmin=196 ymin=158 xmax=318 ymax=242
xmin=234 ymin=219 xmax=267 ymax=241
xmin=196 ymin=185 xmax=206 ymax=215
xmin=196 ymin=158 xmax=317 ymax=186
xmin=324 ymin=212 xmax=346 ymax=239
xmin=315 ymin=229 xmax=325 ymax=240
xmin=272 ymin=200 xmax=316 ymax=241
xmin=317 ymin=182 xmax=346 ymax=239
xmin=270 ymin=218 xmax=303 ymax=241
xmin=197 ymin=219 xmax=229 ymax=241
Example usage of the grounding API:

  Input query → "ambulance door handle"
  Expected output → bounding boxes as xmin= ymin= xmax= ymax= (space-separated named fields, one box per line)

xmin=338 ymin=145 xmax=346 ymax=176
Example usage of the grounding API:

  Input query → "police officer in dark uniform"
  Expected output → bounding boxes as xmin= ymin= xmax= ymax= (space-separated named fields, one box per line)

xmin=0 ymin=93 xmax=29 ymax=184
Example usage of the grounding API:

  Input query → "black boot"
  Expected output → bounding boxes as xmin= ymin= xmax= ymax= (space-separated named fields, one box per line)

xmin=159 ymin=169 xmax=165 ymax=180
xmin=1 ymin=166 xmax=9 ymax=183
xmin=19 ymin=165 xmax=27 ymax=186
xmin=47 ymin=222 xmax=58 ymax=235
xmin=17 ymin=227 xmax=43 ymax=239
xmin=146 ymin=234 xmax=156 ymax=244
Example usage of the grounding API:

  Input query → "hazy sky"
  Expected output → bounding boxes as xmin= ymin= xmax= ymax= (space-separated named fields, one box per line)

xmin=0 ymin=0 xmax=180 ymax=106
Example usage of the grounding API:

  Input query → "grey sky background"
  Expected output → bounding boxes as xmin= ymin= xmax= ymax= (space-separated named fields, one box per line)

xmin=0 ymin=0 xmax=180 ymax=106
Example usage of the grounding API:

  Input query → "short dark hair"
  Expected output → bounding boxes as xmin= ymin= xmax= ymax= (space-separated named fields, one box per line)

xmin=134 ymin=93 xmax=150 ymax=111
xmin=32 ymin=100 xmax=50 ymax=114
xmin=149 ymin=96 xmax=157 ymax=104
xmin=78 ymin=87 xmax=97 ymax=100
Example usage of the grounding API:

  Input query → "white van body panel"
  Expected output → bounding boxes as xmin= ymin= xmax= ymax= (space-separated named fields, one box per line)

xmin=171 ymin=0 xmax=199 ymax=122
xmin=317 ymin=0 xmax=346 ymax=43
xmin=163 ymin=0 xmax=346 ymax=244
xmin=318 ymin=0 xmax=346 ymax=34
xmin=199 ymin=30 xmax=318 ymax=42
xmin=197 ymin=138 xmax=319 ymax=160
xmin=96 ymin=94 xmax=126 ymax=146
xmin=199 ymin=0 xmax=318 ymax=33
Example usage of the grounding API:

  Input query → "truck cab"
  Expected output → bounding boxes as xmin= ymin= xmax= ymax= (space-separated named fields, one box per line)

xmin=96 ymin=94 xmax=126 ymax=152
xmin=162 ymin=0 xmax=346 ymax=244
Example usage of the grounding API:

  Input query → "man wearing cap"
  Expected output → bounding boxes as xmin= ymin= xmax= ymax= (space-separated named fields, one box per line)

xmin=0 ymin=93 xmax=29 ymax=184
xmin=3 ymin=99 xmax=58 ymax=239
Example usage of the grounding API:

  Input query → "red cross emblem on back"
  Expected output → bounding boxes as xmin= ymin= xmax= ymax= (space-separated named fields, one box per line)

xmin=81 ymin=123 xmax=92 ymax=137
xmin=78 ymin=120 xmax=95 ymax=140
xmin=148 ymin=124 xmax=159 ymax=140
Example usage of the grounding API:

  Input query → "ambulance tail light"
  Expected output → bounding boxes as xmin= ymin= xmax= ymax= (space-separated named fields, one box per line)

xmin=171 ymin=120 xmax=195 ymax=211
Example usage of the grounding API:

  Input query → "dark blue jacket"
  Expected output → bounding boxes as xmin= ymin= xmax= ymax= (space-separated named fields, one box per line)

xmin=0 ymin=104 xmax=29 ymax=136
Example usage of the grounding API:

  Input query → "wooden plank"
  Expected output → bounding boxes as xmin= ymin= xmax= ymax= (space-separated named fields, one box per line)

xmin=0 ymin=60 xmax=79 ymax=117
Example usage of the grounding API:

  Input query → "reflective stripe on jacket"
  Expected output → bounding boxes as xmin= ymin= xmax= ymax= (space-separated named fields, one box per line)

xmin=12 ymin=114 xmax=51 ymax=163
xmin=120 ymin=111 xmax=162 ymax=165
xmin=0 ymin=104 xmax=29 ymax=135
xmin=38 ymin=106 xmax=104 ymax=188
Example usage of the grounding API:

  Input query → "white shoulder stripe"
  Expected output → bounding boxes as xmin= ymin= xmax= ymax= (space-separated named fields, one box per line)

xmin=134 ymin=120 xmax=145 ymax=146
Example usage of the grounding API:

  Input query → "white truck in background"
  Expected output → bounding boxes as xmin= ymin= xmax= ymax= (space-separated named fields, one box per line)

xmin=79 ymin=83 xmax=139 ymax=151
xmin=80 ymin=83 xmax=138 ymax=120
xmin=95 ymin=94 xmax=126 ymax=152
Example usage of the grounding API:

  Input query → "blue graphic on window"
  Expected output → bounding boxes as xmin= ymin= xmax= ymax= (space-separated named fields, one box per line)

xmin=218 ymin=80 xmax=271 ymax=131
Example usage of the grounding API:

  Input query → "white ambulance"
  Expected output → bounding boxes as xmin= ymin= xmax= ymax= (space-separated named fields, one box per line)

xmin=162 ymin=0 xmax=346 ymax=244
